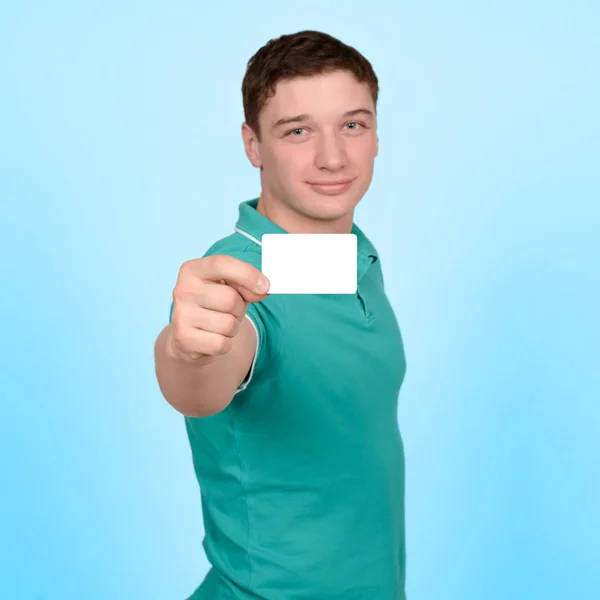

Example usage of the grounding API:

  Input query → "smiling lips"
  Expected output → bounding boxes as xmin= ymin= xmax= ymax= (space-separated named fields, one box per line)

xmin=307 ymin=178 xmax=355 ymax=195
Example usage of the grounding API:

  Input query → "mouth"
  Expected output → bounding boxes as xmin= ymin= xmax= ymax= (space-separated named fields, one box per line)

xmin=307 ymin=177 xmax=356 ymax=196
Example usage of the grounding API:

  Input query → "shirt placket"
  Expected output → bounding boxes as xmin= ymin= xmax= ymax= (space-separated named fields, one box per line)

xmin=357 ymin=253 xmax=375 ymax=323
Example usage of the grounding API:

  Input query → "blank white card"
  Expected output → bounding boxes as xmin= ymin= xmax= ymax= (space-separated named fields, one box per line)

xmin=261 ymin=233 xmax=357 ymax=294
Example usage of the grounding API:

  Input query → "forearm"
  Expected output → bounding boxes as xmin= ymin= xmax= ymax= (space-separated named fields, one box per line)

xmin=153 ymin=325 xmax=238 ymax=417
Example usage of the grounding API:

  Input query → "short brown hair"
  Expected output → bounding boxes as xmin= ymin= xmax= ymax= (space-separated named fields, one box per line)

xmin=242 ymin=30 xmax=379 ymax=142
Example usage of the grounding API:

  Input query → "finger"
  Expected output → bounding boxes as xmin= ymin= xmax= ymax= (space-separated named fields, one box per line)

xmin=200 ymin=281 xmax=248 ymax=319
xmin=230 ymin=283 xmax=270 ymax=305
xmin=197 ymin=255 xmax=269 ymax=295
xmin=204 ymin=279 xmax=268 ymax=307
xmin=190 ymin=305 xmax=242 ymax=338
xmin=175 ymin=327 xmax=233 ymax=357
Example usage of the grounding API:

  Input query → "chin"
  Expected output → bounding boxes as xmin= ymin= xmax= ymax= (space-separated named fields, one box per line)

xmin=303 ymin=192 xmax=359 ymax=221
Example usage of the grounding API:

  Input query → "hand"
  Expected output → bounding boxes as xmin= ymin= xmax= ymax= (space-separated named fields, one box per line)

xmin=167 ymin=254 xmax=270 ymax=365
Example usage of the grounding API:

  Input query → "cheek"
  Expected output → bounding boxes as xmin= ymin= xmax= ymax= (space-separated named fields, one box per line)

xmin=350 ymin=139 xmax=377 ymax=169
xmin=276 ymin=146 xmax=310 ymax=179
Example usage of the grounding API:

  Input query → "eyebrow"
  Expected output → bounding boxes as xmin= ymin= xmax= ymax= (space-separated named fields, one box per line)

xmin=272 ymin=108 xmax=374 ymax=130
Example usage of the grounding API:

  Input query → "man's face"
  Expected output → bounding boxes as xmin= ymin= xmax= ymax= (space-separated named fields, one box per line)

xmin=242 ymin=70 xmax=379 ymax=224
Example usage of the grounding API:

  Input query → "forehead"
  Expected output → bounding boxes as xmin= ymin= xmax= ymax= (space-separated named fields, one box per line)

xmin=262 ymin=70 xmax=374 ymax=122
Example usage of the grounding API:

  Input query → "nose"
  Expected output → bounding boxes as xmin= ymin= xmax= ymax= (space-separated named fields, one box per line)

xmin=314 ymin=129 xmax=348 ymax=171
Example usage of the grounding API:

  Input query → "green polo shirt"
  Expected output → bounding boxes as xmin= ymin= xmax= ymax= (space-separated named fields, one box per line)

xmin=169 ymin=198 xmax=408 ymax=599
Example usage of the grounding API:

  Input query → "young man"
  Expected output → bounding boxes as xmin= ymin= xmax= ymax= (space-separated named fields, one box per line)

xmin=154 ymin=30 xmax=408 ymax=600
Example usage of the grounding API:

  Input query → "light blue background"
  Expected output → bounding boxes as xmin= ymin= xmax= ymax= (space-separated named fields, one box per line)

xmin=1 ymin=1 xmax=598 ymax=599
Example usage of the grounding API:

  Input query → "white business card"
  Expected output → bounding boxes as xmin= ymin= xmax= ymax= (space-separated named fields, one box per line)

xmin=261 ymin=233 xmax=357 ymax=294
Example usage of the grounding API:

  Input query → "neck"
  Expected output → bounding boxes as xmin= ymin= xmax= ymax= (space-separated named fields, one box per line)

xmin=256 ymin=192 xmax=354 ymax=235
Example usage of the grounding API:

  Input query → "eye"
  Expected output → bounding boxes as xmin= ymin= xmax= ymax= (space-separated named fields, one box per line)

xmin=345 ymin=121 xmax=364 ymax=131
xmin=286 ymin=127 xmax=306 ymax=137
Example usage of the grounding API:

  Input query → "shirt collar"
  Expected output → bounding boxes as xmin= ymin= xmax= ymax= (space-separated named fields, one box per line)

xmin=234 ymin=198 xmax=379 ymax=280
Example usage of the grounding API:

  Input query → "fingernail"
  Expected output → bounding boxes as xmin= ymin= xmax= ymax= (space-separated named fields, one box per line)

xmin=257 ymin=276 xmax=269 ymax=293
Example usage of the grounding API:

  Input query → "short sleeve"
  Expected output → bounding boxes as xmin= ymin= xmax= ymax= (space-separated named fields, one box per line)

xmin=235 ymin=303 xmax=266 ymax=394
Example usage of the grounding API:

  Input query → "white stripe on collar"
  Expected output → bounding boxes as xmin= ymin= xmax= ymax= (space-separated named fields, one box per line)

xmin=235 ymin=226 xmax=262 ymax=247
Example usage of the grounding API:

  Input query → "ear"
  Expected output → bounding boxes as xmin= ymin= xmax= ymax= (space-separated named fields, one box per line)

xmin=375 ymin=132 xmax=379 ymax=158
xmin=241 ymin=122 xmax=262 ymax=169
